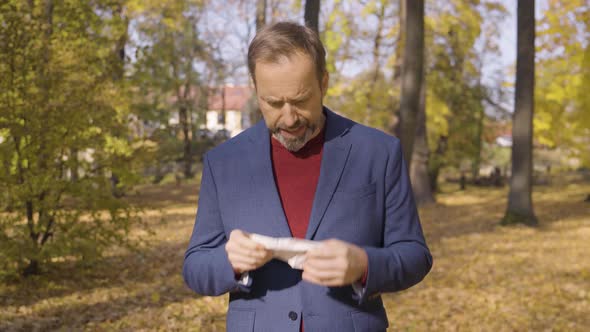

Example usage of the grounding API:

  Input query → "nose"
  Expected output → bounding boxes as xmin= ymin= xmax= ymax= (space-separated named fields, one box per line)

xmin=281 ymin=103 xmax=298 ymax=128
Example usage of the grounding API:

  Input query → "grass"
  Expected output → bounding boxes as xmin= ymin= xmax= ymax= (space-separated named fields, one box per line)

xmin=1 ymin=178 xmax=589 ymax=331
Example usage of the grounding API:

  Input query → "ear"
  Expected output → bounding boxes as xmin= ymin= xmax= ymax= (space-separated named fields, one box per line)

xmin=320 ymin=71 xmax=329 ymax=97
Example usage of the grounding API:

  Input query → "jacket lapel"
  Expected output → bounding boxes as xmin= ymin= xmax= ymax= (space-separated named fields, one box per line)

xmin=245 ymin=121 xmax=293 ymax=237
xmin=305 ymin=109 xmax=352 ymax=240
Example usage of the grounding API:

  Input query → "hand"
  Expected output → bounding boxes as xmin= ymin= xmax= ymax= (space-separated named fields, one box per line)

xmin=225 ymin=229 xmax=273 ymax=274
xmin=302 ymin=239 xmax=368 ymax=287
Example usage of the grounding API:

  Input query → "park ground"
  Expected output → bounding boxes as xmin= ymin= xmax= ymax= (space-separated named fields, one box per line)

xmin=1 ymin=175 xmax=589 ymax=331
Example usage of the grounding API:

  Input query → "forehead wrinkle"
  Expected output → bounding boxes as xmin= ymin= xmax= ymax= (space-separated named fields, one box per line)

xmin=261 ymin=87 xmax=311 ymax=103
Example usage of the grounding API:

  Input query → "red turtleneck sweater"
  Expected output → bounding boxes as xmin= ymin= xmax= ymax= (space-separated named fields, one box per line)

xmin=271 ymin=128 xmax=325 ymax=239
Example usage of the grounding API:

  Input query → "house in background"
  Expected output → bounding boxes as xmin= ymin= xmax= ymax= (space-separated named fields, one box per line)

xmin=204 ymin=85 xmax=254 ymax=138
xmin=165 ymin=85 xmax=255 ymax=139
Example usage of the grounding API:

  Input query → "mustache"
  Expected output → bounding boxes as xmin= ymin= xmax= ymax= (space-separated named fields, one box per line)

xmin=273 ymin=120 xmax=306 ymax=133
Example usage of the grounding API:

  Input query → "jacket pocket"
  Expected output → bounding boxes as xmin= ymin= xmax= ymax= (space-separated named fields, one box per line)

xmin=350 ymin=310 xmax=388 ymax=332
xmin=226 ymin=308 xmax=255 ymax=332
xmin=335 ymin=182 xmax=377 ymax=198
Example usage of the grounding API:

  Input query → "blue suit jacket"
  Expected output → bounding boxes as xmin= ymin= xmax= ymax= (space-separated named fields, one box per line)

xmin=183 ymin=108 xmax=432 ymax=332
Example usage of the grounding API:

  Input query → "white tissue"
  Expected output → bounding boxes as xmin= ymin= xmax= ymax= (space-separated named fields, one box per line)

xmin=250 ymin=233 xmax=319 ymax=269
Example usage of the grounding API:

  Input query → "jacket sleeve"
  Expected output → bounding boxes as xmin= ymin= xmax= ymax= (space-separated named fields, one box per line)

xmin=182 ymin=154 xmax=252 ymax=296
xmin=357 ymin=139 xmax=433 ymax=304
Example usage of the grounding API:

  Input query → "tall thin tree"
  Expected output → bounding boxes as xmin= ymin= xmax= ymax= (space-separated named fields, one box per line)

xmin=502 ymin=0 xmax=538 ymax=226
xmin=248 ymin=0 xmax=267 ymax=126
xmin=410 ymin=79 xmax=435 ymax=205
xmin=391 ymin=0 xmax=405 ymax=136
xmin=398 ymin=0 xmax=424 ymax=167
xmin=304 ymin=0 xmax=320 ymax=34
xmin=256 ymin=0 xmax=266 ymax=31
xmin=364 ymin=0 xmax=386 ymax=126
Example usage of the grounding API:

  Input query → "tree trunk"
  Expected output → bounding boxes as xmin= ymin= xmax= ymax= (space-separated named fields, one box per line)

xmin=428 ymin=162 xmax=440 ymax=193
xmin=22 ymin=0 xmax=53 ymax=277
xmin=153 ymin=159 xmax=164 ymax=184
xmin=256 ymin=0 xmax=266 ymax=31
xmin=304 ymin=0 xmax=320 ymax=34
xmin=113 ymin=4 xmax=128 ymax=80
xmin=179 ymin=106 xmax=193 ymax=178
xmin=471 ymin=114 xmax=483 ymax=180
xmin=428 ymin=135 xmax=447 ymax=193
xmin=391 ymin=0 xmax=404 ymax=136
xmin=365 ymin=1 xmax=386 ymax=126
xmin=398 ymin=0 xmax=424 ymax=168
xmin=250 ymin=0 xmax=267 ymax=126
xmin=410 ymin=79 xmax=435 ymax=205
xmin=70 ymin=148 xmax=79 ymax=181
xmin=110 ymin=3 xmax=128 ymax=196
xmin=472 ymin=86 xmax=485 ymax=181
xmin=220 ymin=86 xmax=226 ymax=128
xmin=502 ymin=0 xmax=537 ymax=226
xmin=23 ymin=199 xmax=41 ymax=276
xmin=23 ymin=259 xmax=40 ymax=276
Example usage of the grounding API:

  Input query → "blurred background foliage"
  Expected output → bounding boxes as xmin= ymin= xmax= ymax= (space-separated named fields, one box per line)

xmin=0 ymin=1 xmax=588 ymax=328
xmin=1 ymin=0 xmax=589 ymax=277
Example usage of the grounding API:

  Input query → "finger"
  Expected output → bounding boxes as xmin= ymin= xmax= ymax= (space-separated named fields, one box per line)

xmin=231 ymin=245 xmax=273 ymax=260
xmin=229 ymin=253 xmax=270 ymax=272
xmin=232 ymin=261 xmax=258 ymax=273
xmin=306 ymin=244 xmax=346 ymax=259
xmin=229 ymin=229 xmax=249 ymax=241
xmin=229 ymin=230 xmax=265 ymax=250
xmin=228 ymin=249 xmax=272 ymax=265
xmin=302 ymin=270 xmax=344 ymax=287
xmin=304 ymin=258 xmax=346 ymax=273
xmin=302 ymin=270 xmax=323 ymax=285
xmin=228 ymin=252 xmax=260 ymax=266
xmin=227 ymin=238 xmax=269 ymax=257
xmin=241 ymin=247 xmax=272 ymax=260
xmin=306 ymin=250 xmax=336 ymax=260
xmin=303 ymin=262 xmax=343 ymax=279
xmin=305 ymin=249 xmax=349 ymax=265
xmin=236 ymin=235 xmax=268 ymax=251
xmin=320 ymin=278 xmax=346 ymax=287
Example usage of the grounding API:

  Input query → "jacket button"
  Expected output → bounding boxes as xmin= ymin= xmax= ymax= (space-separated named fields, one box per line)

xmin=288 ymin=311 xmax=298 ymax=321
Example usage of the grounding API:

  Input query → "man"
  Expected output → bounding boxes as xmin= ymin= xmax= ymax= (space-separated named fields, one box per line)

xmin=183 ymin=21 xmax=432 ymax=332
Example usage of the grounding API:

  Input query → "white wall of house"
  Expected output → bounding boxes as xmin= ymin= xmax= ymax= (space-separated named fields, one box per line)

xmin=206 ymin=110 xmax=243 ymax=137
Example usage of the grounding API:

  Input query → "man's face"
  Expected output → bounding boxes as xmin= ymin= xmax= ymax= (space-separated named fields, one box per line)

xmin=254 ymin=52 xmax=328 ymax=152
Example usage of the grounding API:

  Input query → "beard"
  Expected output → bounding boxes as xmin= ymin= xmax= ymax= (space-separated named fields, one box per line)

xmin=271 ymin=121 xmax=317 ymax=152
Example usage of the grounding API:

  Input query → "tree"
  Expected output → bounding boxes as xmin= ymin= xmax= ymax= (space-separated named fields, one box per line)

xmin=331 ymin=68 xmax=396 ymax=129
xmin=424 ymin=0 xmax=506 ymax=191
xmin=0 ymin=0 xmax=143 ymax=277
xmin=247 ymin=0 xmax=268 ymax=126
xmin=257 ymin=0 xmax=267 ymax=31
xmin=304 ymin=0 xmax=320 ymax=34
xmin=398 ymin=0 xmax=424 ymax=168
xmin=131 ymin=0 xmax=217 ymax=179
xmin=535 ymin=0 xmax=589 ymax=170
xmin=390 ymin=0 xmax=404 ymax=136
xmin=410 ymin=80 xmax=435 ymax=205
xmin=502 ymin=0 xmax=538 ymax=226
xmin=362 ymin=0 xmax=389 ymax=127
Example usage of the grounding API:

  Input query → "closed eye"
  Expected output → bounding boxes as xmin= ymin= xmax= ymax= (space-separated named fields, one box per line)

xmin=268 ymin=100 xmax=284 ymax=108
xmin=292 ymin=99 xmax=307 ymax=107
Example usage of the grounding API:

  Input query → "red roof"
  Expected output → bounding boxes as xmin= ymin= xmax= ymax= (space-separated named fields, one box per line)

xmin=207 ymin=86 xmax=253 ymax=111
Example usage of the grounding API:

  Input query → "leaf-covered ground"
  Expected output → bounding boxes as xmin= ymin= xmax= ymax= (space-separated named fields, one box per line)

xmin=1 ymin=178 xmax=589 ymax=331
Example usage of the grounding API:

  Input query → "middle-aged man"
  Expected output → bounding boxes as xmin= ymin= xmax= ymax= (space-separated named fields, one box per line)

xmin=183 ymin=21 xmax=433 ymax=332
